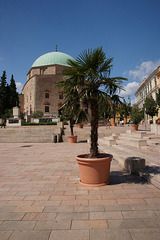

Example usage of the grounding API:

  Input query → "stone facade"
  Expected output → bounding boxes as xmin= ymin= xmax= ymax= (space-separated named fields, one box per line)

xmin=18 ymin=94 xmax=24 ymax=113
xmin=135 ymin=66 xmax=160 ymax=123
xmin=22 ymin=64 xmax=68 ymax=116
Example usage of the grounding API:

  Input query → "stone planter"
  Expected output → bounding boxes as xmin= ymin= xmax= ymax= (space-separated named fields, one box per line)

xmin=68 ymin=135 xmax=77 ymax=143
xmin=131 ymin=124 xmax=138 ymax=131
xmin=124 ymin=157 xmax=145 ymax=174
xmin=76 ymin=153 xmax=113 ymax=186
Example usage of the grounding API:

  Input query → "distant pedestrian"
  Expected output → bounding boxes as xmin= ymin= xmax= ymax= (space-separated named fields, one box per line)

xmin=106 ymin=117 xmax=111 ymax=129
xmin=122 ymin=120 xmax=124 ymax=126
xmin=1 ymin=120 xmax=5 ymax=128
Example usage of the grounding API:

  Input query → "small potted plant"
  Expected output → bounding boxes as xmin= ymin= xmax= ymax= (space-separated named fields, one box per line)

xmin=77 ymin=123 xmax=84 ymax=128
xmin=57 ymin=84 xmax=87 ymax=143
xmin=131 ymin=105 xmax=143 ymax=130
xmin=61 ymin=109 xmax=77 ymax=143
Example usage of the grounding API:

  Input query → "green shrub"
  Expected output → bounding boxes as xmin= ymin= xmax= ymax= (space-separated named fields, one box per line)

xmin=63 ymin=121 xmax=68 ymax=125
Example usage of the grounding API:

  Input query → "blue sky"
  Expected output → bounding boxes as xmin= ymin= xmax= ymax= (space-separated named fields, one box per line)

xmin=1 ymin=0 xmax=160 ymax=104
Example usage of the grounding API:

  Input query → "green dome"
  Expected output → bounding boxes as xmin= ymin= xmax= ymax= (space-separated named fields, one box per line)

xmin=32 ymin=51 xmax=74 ymax=68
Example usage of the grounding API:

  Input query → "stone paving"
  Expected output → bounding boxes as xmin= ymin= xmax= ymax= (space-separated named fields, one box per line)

xmin=0 ymin=142 xmax=160 ymax=240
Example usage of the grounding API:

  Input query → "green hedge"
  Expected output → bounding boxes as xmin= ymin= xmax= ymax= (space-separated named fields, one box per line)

xmin=22 ymin=122 xmax=57 ymax=126
xmin=63 ymin=121 xmax=68 ymax=125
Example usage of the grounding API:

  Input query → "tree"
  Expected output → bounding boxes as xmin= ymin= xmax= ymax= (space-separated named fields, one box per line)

xmin=2 ymin=109 xmax=13 ymax=120
xmin=9 ymin=74 xmax=19 ymax=108
xmin=57 ymin=47 xmax=127 ymax=157
xmin=0 ymin=71 xmax=19 ymax=118
xmin=144 ymin=96 xmax=158 ymax=120
xmin=117 ymin=100 xmax=132 ymax=121
xmin=156 ymin=88 xmax=160 ymax=107
xmin=131 ymin=105 xmax=143 ymax=125
xmin=0 ymin=71 xmax=7 ymax=116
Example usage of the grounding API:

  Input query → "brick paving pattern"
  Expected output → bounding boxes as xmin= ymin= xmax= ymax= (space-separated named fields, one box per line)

xmin=0 ymin=142 xmax=160 ymax=239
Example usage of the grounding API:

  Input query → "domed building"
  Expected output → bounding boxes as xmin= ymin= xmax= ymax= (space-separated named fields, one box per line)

xmin=22 ymin=51 xmax=74 ymax=117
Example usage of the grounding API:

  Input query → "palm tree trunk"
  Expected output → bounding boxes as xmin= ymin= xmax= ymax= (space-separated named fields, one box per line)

xmin=70 ymin=119 xmax=74 ymax=136
xmin=90 ymin=98 xmax=98 ymax=157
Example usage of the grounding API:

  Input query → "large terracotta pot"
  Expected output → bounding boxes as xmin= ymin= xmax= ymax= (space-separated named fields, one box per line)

xmin=112 ymin=122 xmax=117 ymax=127
xmin=76 ymin=153 xmax=113 ymax=186
xmin=68 ymin=135 xmax=77 ymax=143
xmin=77 ymin=124 xmax=83 ymax=129
xmin=131 ymin=124 xmax=138 ymax=131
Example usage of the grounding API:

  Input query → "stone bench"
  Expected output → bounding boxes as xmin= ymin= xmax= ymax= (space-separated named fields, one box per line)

xmin=126 ymin=130 xmax=146 ymax=138
xmin=117 ymin=138 xmax=147 ymax=149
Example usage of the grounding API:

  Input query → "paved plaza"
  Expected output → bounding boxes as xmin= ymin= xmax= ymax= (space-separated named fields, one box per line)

xmin=0 ymin=141 xmax=160 ymax=240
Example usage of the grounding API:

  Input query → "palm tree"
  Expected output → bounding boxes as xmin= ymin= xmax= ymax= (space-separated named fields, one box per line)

xmin=57 ymin=47 xmax=127 ymax=157
xmin=57 ymin=82 xmax=87 ymax=136
xmin=110 ymin=94 xmax=122 ymax=123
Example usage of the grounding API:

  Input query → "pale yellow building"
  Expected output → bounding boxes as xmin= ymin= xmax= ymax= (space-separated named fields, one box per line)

xmin=135 ymin=66 xmax=160 ymax=123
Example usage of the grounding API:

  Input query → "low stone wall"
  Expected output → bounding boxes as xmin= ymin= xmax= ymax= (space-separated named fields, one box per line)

xmin=31 ymin=117 xmax=59 ymax=123
xmin=151 ymin=124 xmax=160 ymax=135
xmin=6 ymin=118 xmax=21 ymax=127
xmin=57 ymin=122 xmax=64 ymax=142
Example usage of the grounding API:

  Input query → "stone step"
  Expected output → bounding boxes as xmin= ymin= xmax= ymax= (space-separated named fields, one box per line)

xmin=126 ymin=130 xmax=147 ymax=135
xmin=98 ymin=141 xmax=160 ymax=190
xmin=141 ymin=144 xmax=160 ymax=154
xmin=120 ymin=133 xmax=146 ymax=139
xmin=113 ymin=144 xmax=159 ymax=165
xmin=0 ymin=126 xmax=59 ymax=143
xmin=117 ymin=137 xmax=147 ymax=149
xmin=99 ymin=138 xmax=116 ymax=146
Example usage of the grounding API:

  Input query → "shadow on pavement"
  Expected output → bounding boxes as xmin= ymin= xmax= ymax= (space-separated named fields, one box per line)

xmin=145 ymin=165 xmax=160 ymax=174
xmin=110 ymin=170 xmax=148 ymax=185
xmin=141 ymin=165 xmax=160 ymax=183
